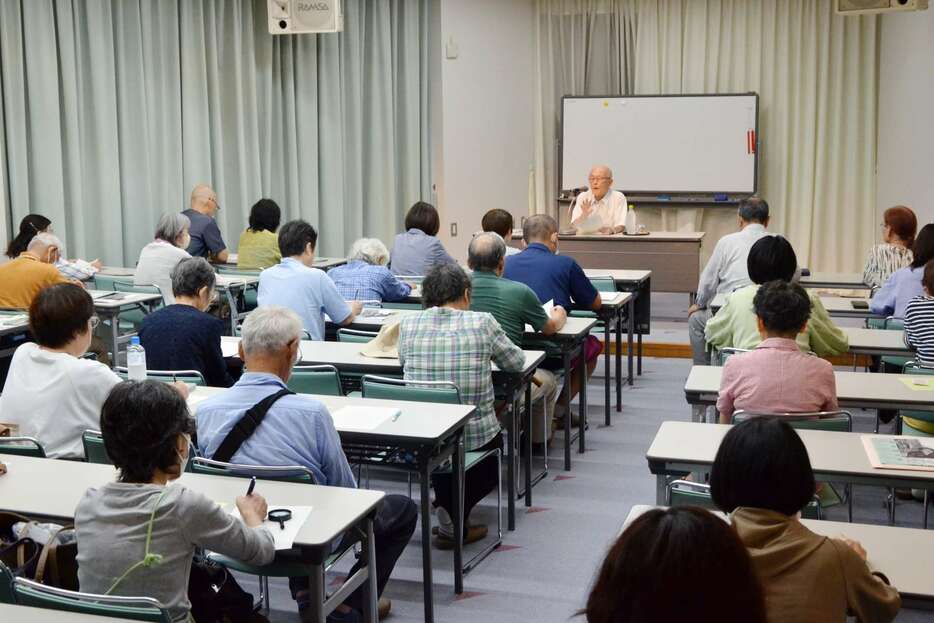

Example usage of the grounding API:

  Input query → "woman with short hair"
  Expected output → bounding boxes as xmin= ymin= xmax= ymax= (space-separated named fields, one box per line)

xmin=389 ymin=202 xmax=455 ymax=276
xmin=75 ymin=380 xmax=274 ymax=623
xmin=871 ymin=223 xmax=934 ymax=318
xmin=711 ymin=417 xmax=901 ymax=623
xmin=863 ymin=206 xmax=917 ymax=289
xmin=237 ymin=198 xmax=282 ymax=270
xmin=328 ymin=238 xmax=412 ymax=302
xmin=135 ymin=213 xmax=192 ymax=304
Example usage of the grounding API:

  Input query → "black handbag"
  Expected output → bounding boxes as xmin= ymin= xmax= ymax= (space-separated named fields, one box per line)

xmin=188 ymin=554 xmax=269 ymax=623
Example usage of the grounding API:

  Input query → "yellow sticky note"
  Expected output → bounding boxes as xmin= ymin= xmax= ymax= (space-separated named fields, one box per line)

xmin=602 ymin=101 xmax=609 ymax=107
xmin=900 ymin=378 xmax=934 ymax=391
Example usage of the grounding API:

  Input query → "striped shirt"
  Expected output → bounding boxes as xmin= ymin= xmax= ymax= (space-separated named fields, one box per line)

xmin=398 ymin=307 xmax=525 ymax=449
xmin=863 ymin=244 xmax=913 ymax=290
xmin=904 ymin=295 xmax=934 ymax=367
xmin=328 ymin=260 xmax=412 ymax=303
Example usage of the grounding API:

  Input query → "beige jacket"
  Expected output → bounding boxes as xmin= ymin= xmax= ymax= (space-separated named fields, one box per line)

xmin=732 ymin=507 xmax=900 ymax=623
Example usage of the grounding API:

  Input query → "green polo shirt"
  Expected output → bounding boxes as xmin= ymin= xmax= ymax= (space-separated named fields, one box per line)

xmin=470 ymin=270 xmax=550 ymax=347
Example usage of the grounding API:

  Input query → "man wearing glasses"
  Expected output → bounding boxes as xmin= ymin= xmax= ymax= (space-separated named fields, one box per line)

xmin=183 ymin=183 xmax=229 ymax=263
xmin=569 ymin=165 xmax=628 ymax=235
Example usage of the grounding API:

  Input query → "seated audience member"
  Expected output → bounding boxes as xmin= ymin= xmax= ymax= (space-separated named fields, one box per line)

xmin=0 ymin=232 xmax=71 ymax=309
xmin=863 ymin=205 xmax=917 ymax=290
xmin=503 ymin=214 xmax=603 ymax=423
xmin=711 ymin=418 xmax=901 ymax=623
xmin=6 ymin=214 xmax=101 ymax=280
xmin=257 ymin=220 xmax=361 ymax=340
xmin=328 ymin=238 xmax=412 ymax=303
xmin=0 ymin=284 xmax=121 ymax=458
xmin=468 ymin=232 xmax=566 ymax=444
xmin=134 ymin=213 xmax=192 ymax=304
xmin=398 ymin=264 xmax=525 ymax=546
xmin=182 ymin=183 xmax=228 ymax=263
xmin=237 ymin=198 xmax=282 ymax=270
xmin=871 ymin=223 xmax=934 ymax=318
xmin=138 ymin=258 xmax=237 ymax=387
xmin=76 ymin=380 xmax=273 ymax=623
xmin=481 ymin=208 xmax=521 ymax=256
xmin=688 ymin=197 xmax=770 ymax=364
xmin=717 ymin=281 xmax=837 ymax=423
xmin=706 ymin=235 xmax=848 ymax=357
xmin=901 ymin=259 xmax=934 ymax=434
xmin=389 ymin=201 xmax=455 ymax=276
xmin=195 ymin=306 xmax=417 ymax=620
xmin=583 ymin=506 xmax=766 ymax=623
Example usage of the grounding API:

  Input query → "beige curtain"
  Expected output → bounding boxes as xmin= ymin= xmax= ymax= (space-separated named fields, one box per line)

xmin=535 ymin=0 xmax=879 ymax=272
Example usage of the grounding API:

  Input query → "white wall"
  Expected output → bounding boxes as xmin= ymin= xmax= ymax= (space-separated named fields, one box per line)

xmin=431 ymin=0 xmax=535 ymax=261
xmin=877 ymin=9 xmax=934 ymax=226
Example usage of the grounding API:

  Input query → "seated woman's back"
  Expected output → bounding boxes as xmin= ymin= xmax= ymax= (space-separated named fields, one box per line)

xmin=870 ymin=222 xmax=934 ymax=318
xmin=237 ymin=198 xmax=282 ymax=270
xmin=389 ymin=202 xmax=454 ymax=276
xmin=135 ymin=213 xmax=192 ymax=305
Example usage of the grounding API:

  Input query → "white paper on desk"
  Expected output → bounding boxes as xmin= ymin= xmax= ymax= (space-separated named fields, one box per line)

xmin=220 ymin=337 xmax=239 ymax=358
xmin=330 ymin=406 xmax=398 ymax=431
xmin=230 ymin=505 xmax=313 ymax=550
xmin=601 ymin=292 xmax=624 ymax=304
xmin=0 ymin=313 xmax=27 ymax=326
xmin=525 ymin=300 xmax=554 ymax=333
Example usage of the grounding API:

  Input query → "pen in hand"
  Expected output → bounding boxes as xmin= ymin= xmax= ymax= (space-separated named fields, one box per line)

xmin=246 ymin=476 xmax=256 ymax=497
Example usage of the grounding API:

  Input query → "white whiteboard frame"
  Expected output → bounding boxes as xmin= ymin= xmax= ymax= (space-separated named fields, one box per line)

xmin=559 ymin=93 xmax=759 ymax=199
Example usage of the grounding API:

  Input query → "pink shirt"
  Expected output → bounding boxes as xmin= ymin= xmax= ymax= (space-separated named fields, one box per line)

xmin=717 ymin=338 xmax=838 ymax=422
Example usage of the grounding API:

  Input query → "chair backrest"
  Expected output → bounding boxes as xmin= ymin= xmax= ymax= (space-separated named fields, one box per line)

xmin=337 ymin=328 xmax=378 ymax=343
xmin=287 ymin=365 xmax=343 ymax=396
xmin=114 ymin=367 xmax=206 ymax=386
xmin=666 ymin=479 xmax=822 ymax=519
xmin=82 ymin=430 xmax=111 ymax=465
xmin=92 ymin=274 xmax=128 ymax=291
xmin=190 ymin=457 xmax=317 ymax=484
xmin=587 ymin=276 xmax=617 ymax=292
xmin=361 ymin=374 xmax=461 ymax=404
xmin=0 ymin=561 xmax=14 ymax=604
xmin=717 ymin=347 xmax=750 ymax=366
xmin=13 ymin=577 xmax=172 ymax=622
xmin=0 ymin=437 xmax=45 ymax=458
xmin=732 ymin=410 xmax=852 ymax=432
xmin=904 ymin=361 xmax=934 ymax=376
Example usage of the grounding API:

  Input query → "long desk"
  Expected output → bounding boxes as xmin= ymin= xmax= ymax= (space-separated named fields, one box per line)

xmin=87 ymin=290 xmax=162 ymax=365
xmin=189 ymin=388 xmax=472 ymax=622
xmin=646 ymin=421 xmax=934 ymax=505
xmin=217 ymin=255 xmax=346 ymax=271
xmin=623 ymin=504 xmax=934 ymax=610
xmin=220 ymin=336 xmax=545 ymax=529
xmin=0 ymin=311 xmax=29 ymax=358
xmin=0 ymin=454 xmax=384 ymax=623
xmin=800 ymin=271 xmax=871 ymax=291
xmin=509 ymin=232 xmax=703 ymax=293
xmin=711 ymin=292 xmax=877 ymax=319
xmin=583 ymin=268 xmax=650 ymax=382
xmin=843 ymin=327 xmax=911 ymax=358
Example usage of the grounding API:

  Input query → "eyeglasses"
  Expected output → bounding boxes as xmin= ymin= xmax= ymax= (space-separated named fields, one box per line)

xmin=89 ymin=316 xmax=100 ymax=330
xmin=588 ymin=176 xmax=610 ymax=182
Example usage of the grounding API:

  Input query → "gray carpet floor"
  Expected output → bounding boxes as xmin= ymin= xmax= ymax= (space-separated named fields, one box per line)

xmin=246 ymin=356 xmax=934 ymax=622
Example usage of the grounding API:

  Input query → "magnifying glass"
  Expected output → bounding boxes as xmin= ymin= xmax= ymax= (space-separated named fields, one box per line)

xmin=268 ymin=508 xmax=292 ymax=530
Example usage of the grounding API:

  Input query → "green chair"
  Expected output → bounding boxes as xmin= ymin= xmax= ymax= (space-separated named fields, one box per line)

xmin=666 ymin=479 xmax=822 ymax=519
xmin=287 ymin=365 xmax=343 ymax=396
xmin=716 ymin=347 xmax=750 ymax=366
xmin=12 ymin=577 xmax=172 ymax=622
xmin=82 ymin=430 xmax=110 ymax=465
xmin=360 ymin=375 xmax=503 ymax=574
xmin=0 ymin=561 xmax=14 ymax=604
xmin=337 ymin=328 xmax=378 ymax=343
xmin=568 ymin=276 xmax=617 ymax=322
xmin=91 ymin=274 xmax=126 ymax=291
xmin=112 ymin=282 xmax=164 ymax=331
xmin=114 ymin=367 xmax=206 ymax=386
xmin=0 ymin=437 xmax=45 ymax=458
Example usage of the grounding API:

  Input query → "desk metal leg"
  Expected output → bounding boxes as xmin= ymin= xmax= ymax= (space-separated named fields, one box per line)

xmin=418 ymin=464 xmax=434 ymax=622
xmin=627 ymin=297 xmax=634 ymax=386
xmin=524 ymin=383 xmax=533 ymax=507
xmin=603 ymin=315 xmax=611 ymax=426
xmin=505 ymin=389 xmax=517 ymax=531
xmin=452 ymin=437 xmax=464 ymax=594
xmin=578 ymin=343 xmax=587 ymax=455
xmin=615 ymin=307 xmax=623 ymax=412
xmin=563 ymin=350 xmax=572 ymax=471
xmin=306 ymin=565 xmax=326 ymax=623
xmin=637 ymin=334 xmax=643 ymax=376
xmin=655 ymin=475 xmax=667 ymax=505
xmin=363 ymin=516 xmax=378 ymax=623
xmin=691 ymin=404 xmax=705 ymax=423
xmin=223 ymin=287 xmax=238 ymax=336
xmin=108 ymin=312 xmax=119 ymax=367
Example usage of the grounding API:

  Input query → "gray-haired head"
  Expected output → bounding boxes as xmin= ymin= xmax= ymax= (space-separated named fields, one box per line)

xmin=738 ymin=197 xmax=769 ymax=225
xmin=467 ymin=232 xmax=506 ymax=273
xmin=522 ymin=214 xmax=558 ymax=243
xmin=155 ymin=213 xmax=191 ymax=247
xmin=27 ymin=232 xmax=63 ymax=253
xmin=240 ymin=306 xmax=303 ymax=357
xmin=170 ymin=257 xmax=216 ymax=298
xmin=349 ymin=238 xmax=390 ymax=266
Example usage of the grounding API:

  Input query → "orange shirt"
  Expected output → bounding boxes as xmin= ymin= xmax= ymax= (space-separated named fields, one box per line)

xmin=0 ymin=253 xmax=68 ymax=309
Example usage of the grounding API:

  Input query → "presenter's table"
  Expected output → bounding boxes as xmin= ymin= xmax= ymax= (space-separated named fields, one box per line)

xmin=0 ymin=454 xmax=384 ymax=623
xmin=510 ymin=231 xmax=703 ymax=294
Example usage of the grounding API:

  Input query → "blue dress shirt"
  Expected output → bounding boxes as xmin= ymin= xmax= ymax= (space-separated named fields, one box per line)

xmin=195 ymin=372 xmax=357 ymax=488
xmin=328 ymin=260 xmax=412 ymax=302
xmin=389 ymin=228 xmax=455 ymax=276
xmin=257 ymin=257 xmax=352 ymax=340
xmin=870 ymin=264 xmax=924 ymax=318
xmin=502 ymin=242 xmax=598 ymax=310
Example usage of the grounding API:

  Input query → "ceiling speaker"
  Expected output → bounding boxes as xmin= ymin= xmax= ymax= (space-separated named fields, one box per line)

xmin=267 ymin=0 xmax=343 ymax=34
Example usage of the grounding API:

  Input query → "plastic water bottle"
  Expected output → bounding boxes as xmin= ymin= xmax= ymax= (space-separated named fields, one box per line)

xmin=127 ymin=336 xmax=147 ymax=381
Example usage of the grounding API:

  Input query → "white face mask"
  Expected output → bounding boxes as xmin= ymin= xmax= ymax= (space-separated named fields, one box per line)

xmin=292 ymin=341 xmax=302 ymax=366
xmin=175 ymin=433 xmax=191 ymax=474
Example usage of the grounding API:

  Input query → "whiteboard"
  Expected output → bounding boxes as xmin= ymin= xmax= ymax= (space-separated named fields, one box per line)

xmin=561 ymin=94 xmax=758 ymax=195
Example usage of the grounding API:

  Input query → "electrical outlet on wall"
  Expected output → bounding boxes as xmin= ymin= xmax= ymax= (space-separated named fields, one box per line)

xmin=450 ymin=222 xmax=458 ymax=237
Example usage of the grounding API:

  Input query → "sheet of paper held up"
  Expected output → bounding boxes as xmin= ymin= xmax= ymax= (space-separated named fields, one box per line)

xmin=231 ymin=505 xmax=313 ymax=550
xmin=330 ymin=406 xmax=399 ymax=432
xmin=525 ymin=300 xmax=554 ymax=333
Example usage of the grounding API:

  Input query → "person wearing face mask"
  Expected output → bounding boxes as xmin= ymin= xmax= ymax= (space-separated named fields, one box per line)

xmin=75 ymin=380 xmax=274 ymax=623
xmin=0 ymin=232 xmax=76 ymax=309
xmin=195 ymin=306 xmax=418 ymax=621
xmin=6 ymin=214 xmax=103 ymax=281
xmin=134 ymin=213 xmax=193 ymax=304
xmin=0 ymin=284 xmax=186 ymax=459
xmin=138 ymin=257 xmax=240 ymax=387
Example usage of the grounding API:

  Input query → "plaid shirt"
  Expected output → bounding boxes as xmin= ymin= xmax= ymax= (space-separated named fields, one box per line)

xmin=398 ymin=307 xmax=525 ymax=449
xmin=329 ymin=260 xmax=412 ymax=303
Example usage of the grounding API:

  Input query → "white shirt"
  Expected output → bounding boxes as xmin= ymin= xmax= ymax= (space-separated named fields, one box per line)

xmin=694 ymin=223 xmax=769 ymax=308
xmin=134 ymin=239 xmax=191 ymax=304
xmin=0 ymin=343 xmax=121 ymax=458
xmin=570 ymin=189 xmax=628 ymax=234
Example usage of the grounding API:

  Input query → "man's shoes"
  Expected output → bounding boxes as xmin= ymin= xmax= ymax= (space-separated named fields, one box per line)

xmin=432 ymin=524 xmax=488 ymax=550
xmin=379 ymin=597 xmax=392 ymax=619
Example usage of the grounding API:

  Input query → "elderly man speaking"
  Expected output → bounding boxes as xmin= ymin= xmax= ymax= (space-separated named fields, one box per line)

xmin=569 ymin=165 xmax=629 ymax=235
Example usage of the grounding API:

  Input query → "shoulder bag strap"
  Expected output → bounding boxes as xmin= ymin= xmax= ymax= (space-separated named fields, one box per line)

xmin=211 ymin=389 xmax=294 ymax=463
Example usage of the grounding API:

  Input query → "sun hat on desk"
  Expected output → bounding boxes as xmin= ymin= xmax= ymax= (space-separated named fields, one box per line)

xmin=360 ymin=318 xmax=400 ymax=359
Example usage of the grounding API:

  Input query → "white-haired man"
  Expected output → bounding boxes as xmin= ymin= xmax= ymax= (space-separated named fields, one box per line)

xmin=182 ymin=183 xmax=228 ymax=263
xmin=328 ymin=238 xmax=413 ymax=303
xmin=194 ymin=306 xmax=416 ymax=621
xmin=569 ymin=165 xmax=629 ymax=234
xmin=0 ymin=232 xmax=74 ymax=309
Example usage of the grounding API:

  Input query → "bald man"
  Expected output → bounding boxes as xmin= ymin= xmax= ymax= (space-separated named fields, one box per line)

xmin=0 ymin=233 xmax=72 ymax=309
xmin=182 ymin=184 xmax=229 ymax=263
xmin=570 ymin=165 xmax=629 ymax=235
